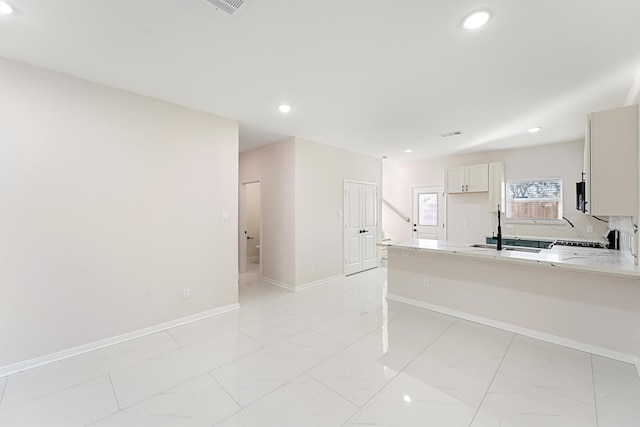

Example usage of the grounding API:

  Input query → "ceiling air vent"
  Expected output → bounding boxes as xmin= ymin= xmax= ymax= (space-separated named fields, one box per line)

xmin=439 ymin=131 xmax=463 ymax=138
xmin=205 ymin=0 xmax=247 ymax=15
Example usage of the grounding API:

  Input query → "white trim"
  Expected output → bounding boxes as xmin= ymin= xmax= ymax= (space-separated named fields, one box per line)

xmin=0 ymin=303 xmax=239 ymax=378
xmin=261 ymin=277 xmax=295 ymax=291
xmin=295 ymin=274 xmax=345 ymax=291
xmin=387 ymin=293 xmax=640 ymax=366
xmin=261 ymin=275 xmax=346 ymax=292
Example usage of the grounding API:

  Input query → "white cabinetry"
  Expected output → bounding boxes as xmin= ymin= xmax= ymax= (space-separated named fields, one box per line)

xmin=445 ymin=163 xmax=489 ymax=193
xmin=488 ymin=162 xmax=505 ymax=212
xmin=584 ymin=104 xmax=638 ymax=216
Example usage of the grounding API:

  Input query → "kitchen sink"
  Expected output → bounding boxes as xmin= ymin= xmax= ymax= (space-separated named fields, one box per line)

xmin=469 ymin=243 xmax=541 ymax=253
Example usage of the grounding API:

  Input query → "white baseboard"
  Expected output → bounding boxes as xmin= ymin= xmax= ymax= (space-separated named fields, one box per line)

xmin=261 ymin=274 xmax=345 ymax=292
xmin=261 ymin=277 xmax=295 ymax=291
xmin=387 ymin=293 xmax=640 ymax=367
xmin=295 ymin=274 xmax=345 ymax=291
xmin=0 ymin=303 xmax=240 ymax=378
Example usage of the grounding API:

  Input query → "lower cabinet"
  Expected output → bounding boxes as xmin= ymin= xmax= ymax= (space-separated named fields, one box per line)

xmin=486 ymin=237 xmax=553 ymax=249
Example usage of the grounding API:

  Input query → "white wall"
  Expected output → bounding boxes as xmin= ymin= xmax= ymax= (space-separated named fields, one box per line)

xmin=239 ymin=137 xmax=382 ymax=289
xmin=383 ymin=140 xmax=608 ymax=243
xmin=0 ymin=58 xmax=239 ymax=369
xmin=294 ymin=138 xmax=382 ymax=287
xmin=239 ymin=139 xmax=296 ymax=286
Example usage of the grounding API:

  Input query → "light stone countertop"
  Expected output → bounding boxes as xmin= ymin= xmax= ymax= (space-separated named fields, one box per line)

xmin=380 ymin=238 xmax=640 ymax=279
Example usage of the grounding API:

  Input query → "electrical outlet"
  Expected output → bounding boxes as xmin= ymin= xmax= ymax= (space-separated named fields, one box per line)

xmin=316 ymin=262 xmax=321 ymax=271
xmin=586 ymin=225 xmax=594 ymax=233
xmin=464 ymin=220 xmax=469 ymax=228
xmin=423 ymin=279 xmax=430 ymax=288
xmin=506 ymin=224 xmax=514 ymax=229
xmin=182 ymin=288 xmax=191 ymax=299
xmin=401 ymin=251 xmax=409 ymax=257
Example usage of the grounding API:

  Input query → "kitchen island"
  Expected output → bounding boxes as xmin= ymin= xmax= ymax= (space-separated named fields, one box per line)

xmin=381 ymin=239 xmax=640 ymax=370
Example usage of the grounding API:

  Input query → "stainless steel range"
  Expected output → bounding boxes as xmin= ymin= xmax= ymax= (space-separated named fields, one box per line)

xmin=551 ymin=240 xmax=607 ymax=249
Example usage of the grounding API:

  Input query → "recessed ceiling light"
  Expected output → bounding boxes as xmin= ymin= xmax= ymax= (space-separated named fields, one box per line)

xmin=528 ymin=127 xmax=542 ymax=133
xmin=403 ymin=395 xmax=412 ymax=403
xmin=404 ymin=149 xmax=413 ymax=153
xmin=462 ymin=10 xmax=491 ymax=30
xmin=0 ymin=1 xmax=14 ymax=15
xmin=277 ymin=104 xmax=292 ymax=113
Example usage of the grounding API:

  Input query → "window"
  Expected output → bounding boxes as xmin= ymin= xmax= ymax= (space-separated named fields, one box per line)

xmin=506 ymin=178 xmax=563 ymax=222
xmin=417 ymin=192 xmax=438 ymax=226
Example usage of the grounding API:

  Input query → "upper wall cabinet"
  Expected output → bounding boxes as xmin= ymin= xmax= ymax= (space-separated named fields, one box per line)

xmin=445 ymin=163 xmax=489 ymax=194
xmin=584 ymin=104 xmax=638 ymax=216
xmin=488 ymin=162 xmax=505 ymax=212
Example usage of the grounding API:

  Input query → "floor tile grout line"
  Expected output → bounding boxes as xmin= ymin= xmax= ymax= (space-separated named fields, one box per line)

xmin=0 ymin=377 xmax=6 ymax=408
xmin=106 ymin=372 xmax=122 ymax=412
xmin=87 ymin=371 xmax=223 ymax=426
xmin=590 ymin=354 xmax=600 ymax=427
xmin=83 ymin=373 xmax=126 ymax=427
xmin=0 ymin=371 xmax=119 ymax=414
xmin=339 ymin=317 xmax=459 ymax=427
xmin=304 ymin=370 xmax=364 ymax=412
xmin=165 ymin=329 xmax=185 ymax=349
xmin=208 ymin=372 xmax=244 ymax=425
xmin=214 ymin=328 xmax=352 ymax=412
xmin=468 ymin=331 xmax=517 ymax=426
xmin=591 ymin=367 xmax=640 ymax=386
xmin=0 ymin=334 xmax=184 ymax=413
xmin=498 ymin=370 xmax=598 ymax=409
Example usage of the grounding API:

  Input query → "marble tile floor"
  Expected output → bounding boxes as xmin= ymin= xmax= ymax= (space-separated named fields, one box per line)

xmin=0 ymin=266 xmax=639 ymax=426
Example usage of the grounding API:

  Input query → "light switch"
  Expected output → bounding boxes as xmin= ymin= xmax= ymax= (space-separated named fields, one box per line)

xmin=222 ymin=211 xmax=229 ymax=221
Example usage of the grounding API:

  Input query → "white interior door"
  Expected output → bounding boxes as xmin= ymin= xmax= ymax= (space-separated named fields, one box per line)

xmin=361 ymin=184 xmax=377 ymax=271
xmin=412 ymin=186 xmax=445 ymax=240
xmin=344 ymin=181 xmax=377 ymax=275
xmin=344 ymin=184 xmax=362 ymax=275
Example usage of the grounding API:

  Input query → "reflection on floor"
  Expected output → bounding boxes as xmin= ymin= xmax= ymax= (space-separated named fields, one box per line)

xmin=0 ymin=267 xmax=638 ymax=426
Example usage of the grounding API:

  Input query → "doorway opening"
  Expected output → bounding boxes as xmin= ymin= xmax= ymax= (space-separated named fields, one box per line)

xmin=240 ymin=181 xmax=261 ymax=274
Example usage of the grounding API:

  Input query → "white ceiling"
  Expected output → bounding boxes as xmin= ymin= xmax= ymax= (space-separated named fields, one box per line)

xmin=1 ymin=0 xmax=639 ymax=160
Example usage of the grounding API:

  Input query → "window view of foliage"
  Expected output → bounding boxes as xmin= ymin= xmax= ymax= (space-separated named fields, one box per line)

xmin=507 ymin=179 xmax=562 ymax=220
xmin=508 ymin=180 xmax=562 ymax=199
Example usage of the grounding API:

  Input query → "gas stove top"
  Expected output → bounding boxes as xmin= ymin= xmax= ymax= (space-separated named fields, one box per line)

xmin=552 ymin=240 xmax=607 ymax=249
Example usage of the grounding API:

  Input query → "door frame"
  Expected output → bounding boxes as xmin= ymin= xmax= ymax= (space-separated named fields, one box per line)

xmin=239 ymin=180 xmax=262 ymax=274
xmin=411 ymin=185 xmax=447 ymax=240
